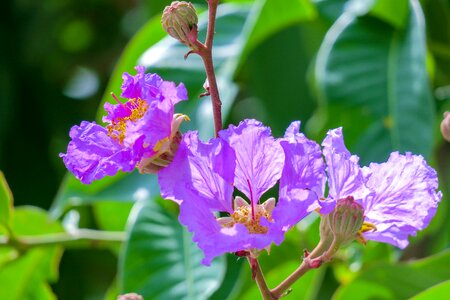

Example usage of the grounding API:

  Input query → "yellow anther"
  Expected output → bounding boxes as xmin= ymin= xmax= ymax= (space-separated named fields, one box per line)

xmin=356 ymin=221 xmax=377 ymax=246
xmin=107 ymin=98 xmax=149 ymax=144
xmin=219 ymin=197 xmax=276 ymax=234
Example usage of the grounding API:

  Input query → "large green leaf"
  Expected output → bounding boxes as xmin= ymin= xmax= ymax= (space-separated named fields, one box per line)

xmin=314 ymin=0 xmax=434 ymax=163
xmin=0 ymin=171 xmax=13 ymax=228
xmin=50 ymin=171 xmax=157 ymax=218
xmin=411 ymin=280 xmax=450 ymax=299
xmin=119 ymin=201 xmax=226 ymax=300
xmin=333 ymin=249 xmax=450 ymax=299
xmin=236 ymin=0 xmax=316 ymax=69
xmin=0 ymin=207 xmax=63 ymax=300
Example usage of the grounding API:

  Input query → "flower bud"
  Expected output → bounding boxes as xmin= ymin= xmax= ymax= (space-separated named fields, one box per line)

xmin=326 ymin=196 xmax=364 ymax=246
xmin=117 ymin=293 xmax=143 ymax=300
xmin=161 ymin=1 xmax=199 ymax=50
xmin=441 ymin=111 xmax=450 ymax=142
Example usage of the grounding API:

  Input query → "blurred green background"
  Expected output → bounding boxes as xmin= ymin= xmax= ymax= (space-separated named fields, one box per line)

xmin=0 ymin=0 xmax=449 ymax=299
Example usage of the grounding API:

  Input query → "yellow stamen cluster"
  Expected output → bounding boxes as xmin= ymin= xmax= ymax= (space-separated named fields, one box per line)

xmin=223 ymin=205 xmax=272 ymax=234
xmin=107 ymin=98 xmax=149 ymax=144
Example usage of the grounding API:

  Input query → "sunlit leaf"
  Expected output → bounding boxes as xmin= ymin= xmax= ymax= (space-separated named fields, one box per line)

xmin=411 ymin=279 xmax=450 ymax=299
xmin=315 ymin=0 xmax=434 ymax=164
xmin=334 ymin=249 xmax=450 ymax=299
xmin=0 ymin=171 xmax=13 ymax=228
xmin=0 ymin=207 xmax=63 ymax=300
xmin=119 ymin=201 xmax=226 ymax=300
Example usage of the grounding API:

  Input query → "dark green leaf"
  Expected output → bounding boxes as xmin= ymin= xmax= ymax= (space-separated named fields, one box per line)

xmin=333 ymin=249 xmax=450 ymax=299
xmin=119 ymin=202 xmax=226 ymax=300
xmin=315 ymin=0 xmax=435 ymax=163
xmin=50 ymin=171 xmax=157 ymax=218
xmin=236 ymin=0 xmax=317 ymax=68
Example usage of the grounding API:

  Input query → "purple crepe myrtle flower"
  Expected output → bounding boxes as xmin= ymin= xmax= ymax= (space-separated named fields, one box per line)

xmin=60 ymin=66 xmax=188 ymax=184
xmin=158 ymin=119 xmax=325 ymax=265
xmin=320 ymin=128 xmax=442 ymax=248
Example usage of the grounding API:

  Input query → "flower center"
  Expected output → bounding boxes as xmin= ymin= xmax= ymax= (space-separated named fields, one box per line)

xmin=107 ymin=98 xmax=148 ymax=143
xmin=218 ymin=197 xmax=276 ymax=235
xmin=231 ymin=204 xmax=272 ymax=234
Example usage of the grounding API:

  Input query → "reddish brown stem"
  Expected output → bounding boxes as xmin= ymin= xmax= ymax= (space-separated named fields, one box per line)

xmin=248 ymin=257 xmax=277 ymax=300
xmin=200 ymin=0 xmax=222 ymax=136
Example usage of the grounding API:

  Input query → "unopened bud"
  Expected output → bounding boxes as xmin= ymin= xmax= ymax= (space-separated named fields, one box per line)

xmin=162 ymin=1 xmax=199 ymax=50
xmin=326 ymin=196 xmax=364 ymax=246
xmin=441 ymin=111 xmax=450 ymax=142
xmin=117 ymin=293 xmax=143 ymax=300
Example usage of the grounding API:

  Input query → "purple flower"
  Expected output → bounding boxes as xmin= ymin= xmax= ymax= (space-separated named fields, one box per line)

xmin=60 ymin=67 xmax=188 ymax=184
xmin=158 ymin=119 xmax=325 ymax=265
xmin=321 ymin=128 xmax=442 ymax=248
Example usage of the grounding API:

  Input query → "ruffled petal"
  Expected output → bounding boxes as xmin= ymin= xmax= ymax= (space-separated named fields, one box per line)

xmin=219 ymin=119 xmax=284 ymax=203
xmin=158 ymin=131 xmax=235 ymax=212
xmin=160 ymin=81 xmax=188 ymax=105
xmin=362 ymin=152 xmax=442 ymax=248
xmin=179 ymin=195 xmax=280 ymax=265
xmin=126 ymin=100 xmax=174 ymax=155
xmin=121 ymin=66 xmax=163 ymax=101
xmin=273 ymin=121 xmax=325 ymax=236
xmin=59 ymin=121 xmax=140 ymax=184
xmin=322 ymin=128 xmax=368 ymax=203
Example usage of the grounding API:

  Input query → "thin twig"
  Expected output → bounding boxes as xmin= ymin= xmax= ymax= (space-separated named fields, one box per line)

xmin=0 ymin=229 xmax=126 ymax=251
xmin=248 ymin=257 xmax=277 ymax=300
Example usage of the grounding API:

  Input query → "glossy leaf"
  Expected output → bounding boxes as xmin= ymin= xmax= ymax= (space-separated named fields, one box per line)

xmin=50 ymin=172 xmax=157 ymax=218
xmin=334 ymin=249 xmax=450 ymax=299
xmin=411 ymin=280 xmax=450 ymax=299
xmin=236 ymin=0 xmax=316 ymax=68
xmin=0 ymin=171 xmax=13 ymax=228
xmin=315 ymin=0 xmax=435 ymax=163
xmin=119 ymin=201 xmax=226 ymax=300
xmin=0 ymin=207 xmax=63 ymax=300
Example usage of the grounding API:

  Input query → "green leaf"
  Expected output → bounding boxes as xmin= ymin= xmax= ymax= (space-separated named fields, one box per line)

xmin=236 ymin=0 xmax=316 ymax=69
xmin=370 ymin=0 xmax=409 ymax=28
xmin=0 ymin=171 xmax=13 ymax=228
xmin=50 ymin=171 xmax=158 ymax=218
xmin=119 ymin=202 xmax=226 ymax=300
xmin=315 ymin=0 xmax=435 ymax=163
xmin=333 ymin=249 xmax=450 ymax=299
xmin=411 ymin=280 xmax=450 ymax=299
xmin=0 ymin=207 xmax=63 ymax=300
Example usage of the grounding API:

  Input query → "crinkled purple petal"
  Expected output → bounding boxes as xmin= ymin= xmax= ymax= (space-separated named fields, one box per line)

xmin=124 ymin=100 xmax=174 ymax=155
xmin=59 ymin=121 xmax=140 ymax=184
xmin=273 ymin=121 xmax=325 ymax=237
xmin=158 ymin=131 xmax=235 ymax=212
xmin=362 ymin=152 xmax=442 ymax=248
xmin=219 ymin=119 xmax=284 ymax=203
xmin=178 ymin=193 xmax=279 ymax=265
xmin=121 ymin=66 xmax=163 ymax=101
xmin=322 ymin=128 xmax=369 ymax=206
xmin=160 ymin=81 xmax=188 ymax=105
xmin=102 ymin=102 xmax=132 ymax=123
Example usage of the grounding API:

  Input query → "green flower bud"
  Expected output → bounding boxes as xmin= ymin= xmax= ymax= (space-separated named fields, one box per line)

xmin=326 ymin=196 xmax=364 ymax=246
xmin=161 ymin=1 xmax=199 ymax=49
